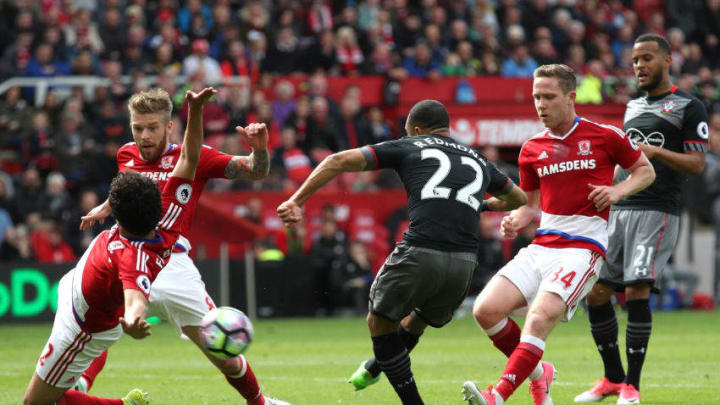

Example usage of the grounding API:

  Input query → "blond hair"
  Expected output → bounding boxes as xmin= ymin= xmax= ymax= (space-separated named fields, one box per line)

xmin=127 ymin=88 xmax=173 ymax=122
xmin=533 ymin=64 xmax=577 ymax=94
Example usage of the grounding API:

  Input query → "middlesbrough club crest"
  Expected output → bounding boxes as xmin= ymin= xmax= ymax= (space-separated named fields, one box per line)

xmin=577 ymin=140 xmax=592 ymax=156
xmin=159 ymin=155 xmax=174 ymax=169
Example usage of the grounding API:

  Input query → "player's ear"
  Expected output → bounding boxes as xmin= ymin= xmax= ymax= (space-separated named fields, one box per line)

xmin=166 ymin=118 xmax=174 ymax=134
xmin=568 ymin=90 xmax=577 ymax=104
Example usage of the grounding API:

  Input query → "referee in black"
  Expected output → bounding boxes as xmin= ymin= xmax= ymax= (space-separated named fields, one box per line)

xmin=278 ymin=100 xmax=527 ymax=405
xmin=575 ymin=34 xmax=709 ymax=404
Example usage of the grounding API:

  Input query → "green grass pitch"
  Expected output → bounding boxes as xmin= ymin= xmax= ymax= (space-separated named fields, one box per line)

xmin=2 ymin=310 xmax=719 ymax=404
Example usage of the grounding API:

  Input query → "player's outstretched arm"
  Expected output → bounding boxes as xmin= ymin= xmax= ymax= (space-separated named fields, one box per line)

xmin=500 ymin=189 xmax=540 ymax=239
xmin=483 ymin=184 xmax=527 ymax=211
xmin=588 ymin=153 xmax=655 ymax=211
xmin=277 ymin=148 xmax=367 ymax=224
xmin=172 ymin=88 xmax=217 ymax=180
xmin=120 ymin=289 xmax=151 ymax=339
xmin=225 ymin=123 xmax=271 ymax=181
xmin=639 ymin=144 xmax=705 ymax=175
xmin=80 ymin=198 xmax=111 ymax=230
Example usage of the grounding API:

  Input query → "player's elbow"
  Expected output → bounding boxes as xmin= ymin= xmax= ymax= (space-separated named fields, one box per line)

xmin=689 ymin=159 xmax=705 ymax=176
xmin=505 ymin=187 xmax=528 ymax=210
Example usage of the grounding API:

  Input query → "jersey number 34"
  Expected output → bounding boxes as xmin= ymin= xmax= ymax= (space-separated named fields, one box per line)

xmin=420 ymin=148 xmax=485 ymax=211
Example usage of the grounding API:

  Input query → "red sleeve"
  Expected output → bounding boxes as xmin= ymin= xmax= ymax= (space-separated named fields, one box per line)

xmin=116 ymin=143 xmax=135 ymax=172
xmin=197 ymin=145 xmax=233 ymax=180
xmin=518 ymin=143 xmax=539 ymax=191
xmin=605 ymin=126 xmax=642 ymax=169
xmin=153 ymin=176 xmax=194 ymax=251
xmin=118 ymin=248 xmax=155 ymax=299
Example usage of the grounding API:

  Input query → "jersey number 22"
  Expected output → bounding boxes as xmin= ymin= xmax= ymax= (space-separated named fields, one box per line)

xmin=420 ymin=148 xmax=484 ymax=211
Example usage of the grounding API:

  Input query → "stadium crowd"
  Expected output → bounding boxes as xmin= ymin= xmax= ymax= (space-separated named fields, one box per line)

xmin=0 ymin=0 xmax=719 ymax=311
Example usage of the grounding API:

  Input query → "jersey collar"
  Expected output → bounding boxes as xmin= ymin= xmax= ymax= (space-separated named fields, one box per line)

xmin=546 ymin=116 xmax=581 ymax=140
xmin=120 ymin=231 xmax=164 ymax=244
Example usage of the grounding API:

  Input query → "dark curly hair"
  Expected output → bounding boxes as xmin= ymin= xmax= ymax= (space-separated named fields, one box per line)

xmin=109 ymin=171 xmax=162 ymax=237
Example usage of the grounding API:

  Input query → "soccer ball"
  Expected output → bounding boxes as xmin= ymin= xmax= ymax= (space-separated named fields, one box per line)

xmin=200 ymin=307 xmax=254 ymax=359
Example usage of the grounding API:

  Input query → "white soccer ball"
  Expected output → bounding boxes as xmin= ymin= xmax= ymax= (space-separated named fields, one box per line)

xmin=200 ymin=307 xmax=254 ymax=359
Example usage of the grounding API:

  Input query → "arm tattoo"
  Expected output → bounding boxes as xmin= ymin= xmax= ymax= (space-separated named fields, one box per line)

xmin=225 ymin=149 xmax=270 ymax=180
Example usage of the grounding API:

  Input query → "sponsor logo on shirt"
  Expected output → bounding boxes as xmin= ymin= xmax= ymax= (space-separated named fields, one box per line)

xmin=537 ymin=159 xmax=597 ymax=177
xmin=626 ymin=128 xmax=665 ymax=148
xmin=140 ymin=172 xmax=170 ymax=181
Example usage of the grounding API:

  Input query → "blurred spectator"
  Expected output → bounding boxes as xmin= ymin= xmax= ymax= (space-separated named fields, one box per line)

xmin=32 ymin=222 xmax=76 ymax=264
xmin=471 ymin=214 xmax=505 ymax=295
xmin=339 ymin=96 xmax=371 ymax=148
xmin=98 ymin=8 xmax=126 ymax=54
xmin=24 ymin=43 xmax=70 ymax=78
xmin=221 ymin=40 xmax=259 ymax=82
xmin=310 ymin=218 xmax=348 ymax=316
xmin=0 ymin=87 xmax=32 ymax=151
xmin=306 ymin=97 xmax=347 ymax=153
xmin=64 ymin=7 xmax=104 ymax=54
xmin=336 ymin=26 xmax=365 ymax=75
xmin=482 ymin=146 xmax=519 ymax=184
xmin=367 ymin=106 xmax=392 ymax=144
xmin=177 ymin=0 xmax=212 ymax=34
xmin=403 ymin=41 xmax=442 ymax=79
xmin=272 ymin=127 xmax=314 ymax=186
xmin=307 ymin=0 xmax=333 ymax=35
xmin=40 ymin=172 xmax=71 ymax=222
xmin=64 ymin=189 xmax=104 ymax=255
xmin=272 ymin=81 xmax=297 ymax=128
xmin=501 ymin=45 xmax=538 ymax=78
xmin=302 ymin=29 xmax=338 ymax=73
xmin=576 ymin=60 xmax=606 ymax=104
xmin=183 ymin=39 xmax=223 ymax=84
xmin=265 ymin=27 xmax=302 ymax=75
xmin=699 ymin=80 xmax=720 ymax=114
xmin=338 ymin=241 xmax=373 ymax=315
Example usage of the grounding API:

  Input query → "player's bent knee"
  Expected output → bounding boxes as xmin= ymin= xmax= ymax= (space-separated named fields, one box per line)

xmin=625 ymin=283 xmax=651 ymax=300
xmin=472 ymin=300 xmax=505 ymax=329
xmin=586 ymin=283 xmax=613 ymax=306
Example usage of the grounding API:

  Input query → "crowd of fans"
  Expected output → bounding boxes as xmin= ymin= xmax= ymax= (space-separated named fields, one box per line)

xmin=0 ymin=0 xmax=719 ymax=309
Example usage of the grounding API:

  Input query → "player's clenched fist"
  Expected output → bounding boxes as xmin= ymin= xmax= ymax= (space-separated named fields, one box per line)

xmin=186 ymin=87 xmax=217 ymax=107
xmin=587 ymin=183 xmax=623 ymax=211
xmin=500 ymin=214 xmax=519 ymax=239
xmin=236 ymin=123 xmax=269 ymax=151
xmin=277 ymin=200 xmax=303 ymax=225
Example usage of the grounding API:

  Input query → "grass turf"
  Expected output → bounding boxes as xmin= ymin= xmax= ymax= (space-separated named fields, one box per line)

xmin=2 ymin=310 xmax=719 ymax=404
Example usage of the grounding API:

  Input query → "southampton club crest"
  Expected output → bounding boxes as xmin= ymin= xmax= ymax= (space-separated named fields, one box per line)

xmin=577 ymin=140 xmax=592 ymax=156
xmin=662 ymin=100 xmax=676 ymax=114
xmin=159 ymin=155 xmax=174 ymax=169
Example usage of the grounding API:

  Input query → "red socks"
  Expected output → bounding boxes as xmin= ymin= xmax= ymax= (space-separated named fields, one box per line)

xmin=57 ymin=390 xmax=122 ymax=405
xmin=486 ymin=318 xmax=521 ymax=358
xmin=224 ymin=355 xmax=265 ymax=405
xmin=81 ymin=350 xmax=108 ymax=391
xmin=495 ymin=339 xmax=545 ymax=400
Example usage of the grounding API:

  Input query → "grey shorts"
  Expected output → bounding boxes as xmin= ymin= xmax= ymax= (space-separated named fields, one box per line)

xmin=599 ymin=209 xmax=680 ymax=291
xmin=369 ymin=242 xmax=477 ymax=327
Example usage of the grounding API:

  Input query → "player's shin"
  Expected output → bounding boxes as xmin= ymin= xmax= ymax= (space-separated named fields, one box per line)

xmin=57 ymin=390 xmax=123 ymax=405
xmin=588 ymin=301 xmax=625 ymax=383
xmin=625 ymin=299 xmax=652 ymax=390
xmin=365 ymin=324 xmax=423 ymax=378
xmin=495 ymin=336 xmax=545 ymax=401
xmin=372 ymin=333 xmax=424 ymax=405
xmin=224 ymin=355 xmax=265 ymax=405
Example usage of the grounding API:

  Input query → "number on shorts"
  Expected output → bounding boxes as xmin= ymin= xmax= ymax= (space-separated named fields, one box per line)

xmin=550 ymin=267 xmax=576 ymax=289
xmin=420 ymin=148 xmax=485 ymax=210
xmin=633 ymin=245 xmax=654 ymax=277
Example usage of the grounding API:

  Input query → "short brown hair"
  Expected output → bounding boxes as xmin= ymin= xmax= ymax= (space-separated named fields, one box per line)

xmin=533 ymin=64 xmax=577 ymax=94
xmin=128 ymin=88 xmax=173 ymax=122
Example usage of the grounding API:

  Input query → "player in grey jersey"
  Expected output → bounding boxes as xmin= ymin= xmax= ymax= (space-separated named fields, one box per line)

xmin=575 ymin=34 xmax=709 ymax=405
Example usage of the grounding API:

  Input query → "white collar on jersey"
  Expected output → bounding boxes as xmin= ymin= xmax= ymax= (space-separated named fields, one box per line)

xmin=546 ymin=116 xmax=581 ymax=140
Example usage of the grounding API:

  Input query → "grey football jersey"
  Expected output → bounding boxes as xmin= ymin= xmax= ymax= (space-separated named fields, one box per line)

xmin=614 ymin=87 xmax=709 ymax=214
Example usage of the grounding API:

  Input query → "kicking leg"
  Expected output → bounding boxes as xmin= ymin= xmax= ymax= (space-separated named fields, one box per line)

xmin=24 ymin=372 xmax=142 ymax=405
xmin=368 ymin=312 xmax=424 ymax=405
xmin=358 ymin=311 xmax=428 ymax=383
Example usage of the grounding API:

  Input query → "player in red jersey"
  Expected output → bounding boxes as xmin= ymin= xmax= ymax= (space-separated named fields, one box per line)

xmin=23 ymin=88 xmax=213 ymax=405
xmin=461 ymin=65 xmax=656 ymax=405
xmin=78 ymin=88 xmax=287 ymax=405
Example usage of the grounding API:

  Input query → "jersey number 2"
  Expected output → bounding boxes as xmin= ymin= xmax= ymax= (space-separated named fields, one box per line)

xmin=420 ymin=148 xmax=485 ymax=211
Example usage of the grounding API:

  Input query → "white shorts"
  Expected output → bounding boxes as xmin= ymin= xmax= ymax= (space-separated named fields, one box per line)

xmin=497 ymin=244 xmax=603 ymax=321
xmin=35 ymin=272 xmax=122 ymax=388
xmin=147 ymin=251 xmax=216 ymax=335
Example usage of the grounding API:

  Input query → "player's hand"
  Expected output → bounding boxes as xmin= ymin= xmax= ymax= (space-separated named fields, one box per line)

xmin=637 ymin=143 xmax=659 ymax=159
xmin=236 ymin=123 xmax=269 ymax=151
xmin=588 ymin=184 xmax=623 ymax=211
xmin=277 ymin=200 xmax=303 ymax=225
xmin=500 ymin=214 xmax=520 ymax=239
xmin=80 ymin=201 xmax=111 ymax=231
xmin=120 ymin=316 xmax=152 ymax=339
xmin=185 ymin=87 xmax=217 ymax=107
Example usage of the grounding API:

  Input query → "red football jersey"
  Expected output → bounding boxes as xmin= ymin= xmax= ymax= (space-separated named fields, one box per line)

xmin=117 ymin=142 xmax=233 ymax=250
xmin=70 ymin=176 xmax=192 ymax=333
xmin=517 ymin=117 xmax=642 ymax=256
